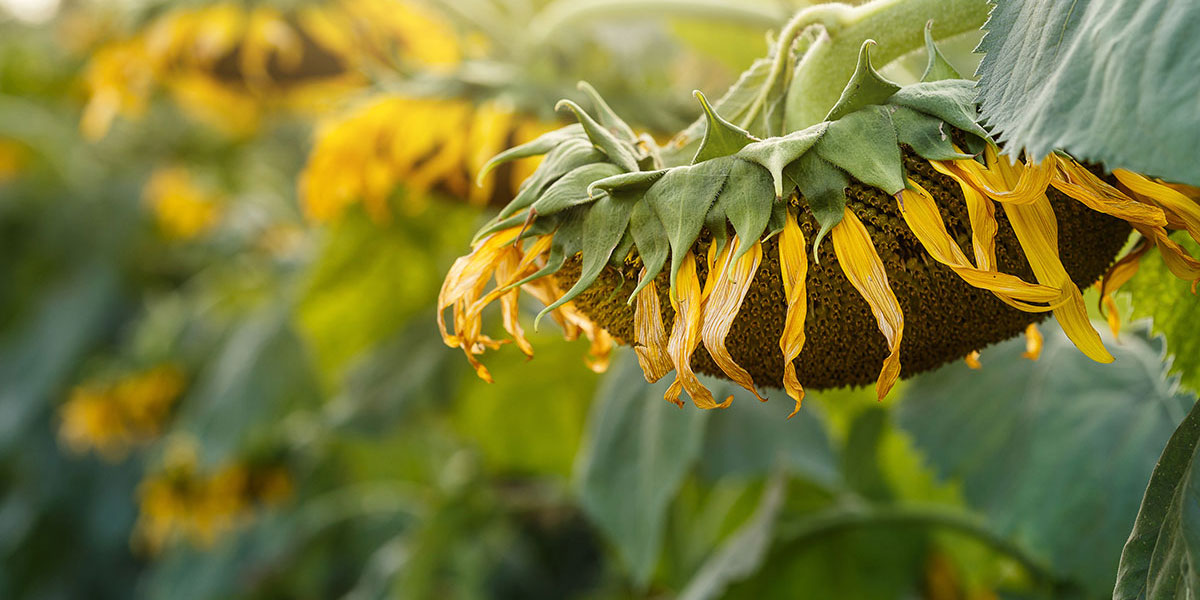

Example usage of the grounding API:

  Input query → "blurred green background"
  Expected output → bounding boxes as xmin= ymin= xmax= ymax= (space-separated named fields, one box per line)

xmin=0 ymin=1 xmax=1194 ymax=599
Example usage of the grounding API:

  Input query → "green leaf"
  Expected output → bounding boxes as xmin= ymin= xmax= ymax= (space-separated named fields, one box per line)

xmin=556 ymin=99 xmax=639 ymax=173
xmin=814 ymin=105 xmax=904 ymax=194
xmin=628 ymin=201 xmax=669 ymax=301
xmin=692 ymin=91 xmax=757 ymax=165
xmin=889 ymin=79 xmax=989 ymax=140
xmin=576 ymin=352 xmax=710 ymax=587
xmin=896 ymin=325 xmax=1195 ymax=596
xmin=785 ymin=152 xmax=849 ymax=258
xmin=677 ymin=474 xmax=787 ymax=600
xmin=920 ymin=21 xmax=962 ymax=82
xmin=736 ymin=123 xmax=827 ymax=198
xmin=975 ymin=0 xmax=1200 ymax=185
xmin=529 ymin=162 xmax=624 ymax=217
xmin=824 ymin=40 xmax=903 ymax=122
xmin=576 ymin=81 xmax=637 ymax=142
xmin=477 ymin=123 xmax=585 ymax=186
xmin=497 ymin=138 xmax=604 ymax=220
xmin=587 ymin=169 xmax=667 ymax=198
xmin=719 ymin=159 xmax=775 ymax=259
xmin=1124 ymin=235 xmax=1200 ymax=394
xmin=645 ymin=158 xmax=733 ymax=289
xmin=536 ymin=191 xmax=636 ymax=324
xmin=842 ymin=407 xmax=894 ymax=502
xmin=890 ymin=106 xmax=970 ymax=161
xmin=1113 ymin=396 xmax=1200 ymax=599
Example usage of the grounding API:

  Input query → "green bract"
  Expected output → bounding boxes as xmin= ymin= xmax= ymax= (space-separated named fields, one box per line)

xmin=475 ymin=40 xmax=988 ymax=324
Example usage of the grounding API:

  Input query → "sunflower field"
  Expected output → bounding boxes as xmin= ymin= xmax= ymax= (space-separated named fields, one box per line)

xmin=2 ymin=0 xmax=1199 ymax=598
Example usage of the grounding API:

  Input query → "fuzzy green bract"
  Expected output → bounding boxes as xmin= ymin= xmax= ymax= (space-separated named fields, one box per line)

xmin=476 ymin=40 xmax=990 ymax=315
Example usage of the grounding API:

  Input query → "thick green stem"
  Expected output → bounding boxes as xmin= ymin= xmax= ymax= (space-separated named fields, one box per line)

xmin=783 ymin=0 xmax=991 ymax=130
xmin=528 ymin=0 xmax=788 ymax=48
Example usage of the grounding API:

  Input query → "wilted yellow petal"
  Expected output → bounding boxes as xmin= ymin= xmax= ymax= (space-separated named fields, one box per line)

xmin=633 ymin=273 xmax=674 ymax=383
xmin=1114 ymin=170 xmax=1200 ymax=244
xmin=1051 ymin=157 xmax=1168 ymax=228
xmin=937 ymin=147 xmax=1053 ymax=206
xmin=897 ymin=181 xmax=1064 ymax=310
xmin=965 ymin=351 xmax=982 ymax=370
xmin=701 ymin=237 xmax=767 ymax=402
xmin=665 ymin=251 xmax=728 ymax=410
xmin=1022 ymin=323 xmax=1043 ymax=361
xmin=831 ymin=208 xmax=904 ymax=399
xmin=778 ymin=209 xmax=809 ymax=418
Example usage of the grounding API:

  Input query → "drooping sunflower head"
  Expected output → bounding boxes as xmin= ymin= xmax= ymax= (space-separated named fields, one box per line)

xmin=439 ymin=40 xmax=1200 ymax=415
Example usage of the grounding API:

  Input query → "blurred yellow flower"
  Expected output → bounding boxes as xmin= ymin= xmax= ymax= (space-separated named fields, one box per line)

xmin=301 ymin=94 xmax=556 ymax=221
xmin=59 ymin=365 xmax=185 ymax=461
xmin=0 ymin=139 xmax=27 ymax=182
xmin=143 ymin=167 xmax=224 ymax=239
xmin=134 ymin=438 xmax=293 ymax=554
xmin=81 ymin=0 xmax=461 ymax=140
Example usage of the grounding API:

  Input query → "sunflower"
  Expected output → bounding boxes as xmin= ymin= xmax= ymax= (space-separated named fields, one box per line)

xmin=80 ymin=0 xmax=458 ymax=139
xmin=59 ymin=365 xmax=185 ymax=461
xmin=437 ymin=41 xmax=1200 ymax=416
xmin=143 ymin=166 xmax=224 ymax=239
xmin=301 ymin=94 xmax=557 ymax=222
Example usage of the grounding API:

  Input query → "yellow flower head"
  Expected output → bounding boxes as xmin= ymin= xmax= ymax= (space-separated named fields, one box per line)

xmin=437 ymin=53 xmax=1200 ymax=416
xmin=59 ymin=365 xmax=185 ymax=461
xmin=142 ymin=167 xmax=223 ymax=239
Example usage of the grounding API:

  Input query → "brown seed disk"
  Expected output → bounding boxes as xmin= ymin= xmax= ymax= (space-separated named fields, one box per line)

xmin=557 ymin=152 xmax=1131 ymax=390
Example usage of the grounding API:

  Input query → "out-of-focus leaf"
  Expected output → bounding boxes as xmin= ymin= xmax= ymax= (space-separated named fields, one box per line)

xmin=842 ymin=406 xmax=893 ymax=501
xmin=1113 ymin=398 xmax=1200 ymax=600
xmin=975 ymin=0 xmax=1200 ymax=185
xmin=575 ymin=351 xmax=710 ymax=586
xmin=699 ymin=390 xmax=839 ymax=489
xmin=1124 ymin=235 xmax=1200 ymax=394
xmin=677 ymin=473 xmax=786 ymax=600
xmin=897 ymin=325 xmax=1195 ymax=596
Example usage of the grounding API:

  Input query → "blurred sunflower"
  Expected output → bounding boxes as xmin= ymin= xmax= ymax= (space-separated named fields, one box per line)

xmin=142 ymin=166 xmax=224 ymax=239
xmin=134 ymin=437 xmax=293 ymax=554
xmin=80 ymin=0 xmax=459 ymax=139
xmin=0 ymin=138 xmax=28 ymax=182
xmin=59 ymin=365 xmax=185 ymax=461
xmin=437 ymin=42 xmax=1200 ymax=416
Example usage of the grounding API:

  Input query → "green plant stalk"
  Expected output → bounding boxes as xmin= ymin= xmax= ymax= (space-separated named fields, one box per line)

xmin=783 ymin=0 xmax=991 ymax=130
xmin=528 ymin=0 xmax=789 ymax=48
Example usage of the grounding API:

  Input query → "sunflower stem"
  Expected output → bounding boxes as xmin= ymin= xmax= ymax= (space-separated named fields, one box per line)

xmin=783 ymin=0 xmax=991 ymax=131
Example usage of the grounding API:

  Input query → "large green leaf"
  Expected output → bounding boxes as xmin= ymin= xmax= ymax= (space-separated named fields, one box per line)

xmin=896 ymin=325 xmax=1195 ymax=596
xmin=975 ymin=0 xmax=1200 ymax=185
xmin=1124 ymin=235 xmax=1200 ymax=394
xmin=1113 ymin=398 xmax=1200 ymax=600
xmin=575 ymin=352 xmax=710 ymax=587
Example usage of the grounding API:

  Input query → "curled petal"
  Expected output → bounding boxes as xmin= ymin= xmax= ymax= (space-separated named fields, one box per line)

xmin=701 ymin=237 xmax=767 ymax=402
xmin=897 ymin=181 xmax=1064 ymax=310
xmin=965 ymin=351 xmax=982 ymax=370
xmin=937 ymin=147 xmax=1053 ymax=206
xmin=633 ymin=273 xmax=673 ymax=383
xmin=1022 ymin=324 xmax=1043 ymax=361
xmin=778 ymin=210 xmax=809 ymax=418
xmin=831 ymin=208 xmax=904 ymax=400
xmin=665 ymin=252 xmax=728 ymax=410
xmin=1051 ymin=157 xmax=1168 ymax=228
xmin=1114 ymin=170 xmax=1200 ymax=243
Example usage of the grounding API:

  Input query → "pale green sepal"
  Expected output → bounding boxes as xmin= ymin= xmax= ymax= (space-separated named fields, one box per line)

xmin=530 ymin=162 xmax=624 ymax=216
xmin=786 ymin=153 xmax=848 ymax=261
xmin=692 ymin=91 xmax=758 ymax=165
xmin=736 ymin=123 xmax=828 ymax=198
xmin=556 ymin=100 xmax=640 ymax=172
xmin=610 ymin=229 xmax=635 ymax=268
xmin=891 ymin=106 xmax=971 ymax=161
xmin=588 ymin=169 xmax=668 ymax=198
xmin=477 ymin=123 xmax=584 ymax=186
xmin=501 ymin=210 xmax=584 ymax=294
xmin=498 ymin=138 xmax=604 ymax=220
xmin=472 ymin=212 xmax=528 ymax=244
xmin=627 ymin=201 xmax=670 ymax=303
xmin=704 ymin=195 xmax=729 ymax=259
xmin=763 ymin=200 xmax=788 ymax=241
xmin=577 ymin=81 xmax=637 ymax=142
xmin=536 ymin=192 xmax=638 ymax=327
xmin=815 ymin=105 xmax=904 ymax=194
xmin=920 ymin=21 xmax=962 ymax=82
xmin=824 ymin=40 xmax=902 ymax=122
xmin=889 ymin=80 xmax=989 ymax=140
xmin=645 ymin=157 xmax=733 ymax=290
xmin=721 ymin=158 xmax=775 ymax=260
xmin=667 ymin=56 xmax=773 ymax=164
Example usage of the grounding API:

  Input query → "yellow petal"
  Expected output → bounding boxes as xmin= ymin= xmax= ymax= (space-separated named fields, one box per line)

xmin=778 ymin=209 xmax=809 ymax=418
xmin=965 ymin=351 xmax=982 ymax=370
xmin=1051 ymin=157 xmax=1168 ymax=228
xmin=701 ymin=237 xmax=767 ymax=402
xmin=1114 ymin=170 xmax=1200 ymax=243
xmin=1102 ymin=294 xmax=1122 ymax=339
xmin=633 ymin=272 xmax=674 ymax=383
xmin=897 ymin=181 xmax=1064 ymax=309
xmin=831 ymin=208 xmax=904 ymax=399
xmin=937 ymin=147 xmax=1053 ymax=206
xmin=436 ymin=227 xmax=521 ymax=347
xmin=1022 ymin=323 xmax=1043 ymax=361
xmin=1003 ymin=197 xmax=1112 ymax=363
xmin=665 ymin=251 xmax=728 ymax=410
